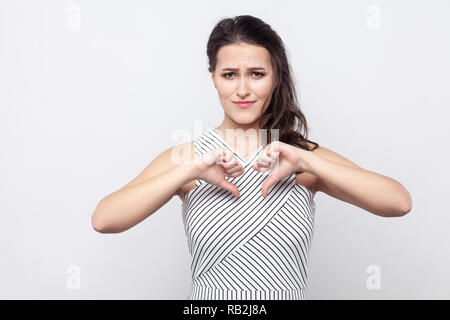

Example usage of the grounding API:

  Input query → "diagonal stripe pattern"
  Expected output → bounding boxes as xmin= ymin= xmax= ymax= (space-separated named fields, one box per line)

xmin=181 ymin=127 xmax=317 ymax=300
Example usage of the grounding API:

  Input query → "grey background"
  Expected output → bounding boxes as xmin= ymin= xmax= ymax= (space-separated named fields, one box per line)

xmin=1 ymin=0 xmax=449 ymax=299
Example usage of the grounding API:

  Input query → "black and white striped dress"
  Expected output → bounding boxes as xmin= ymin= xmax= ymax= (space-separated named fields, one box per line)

xmin=181 ymin=127 xmax=317 ymax=300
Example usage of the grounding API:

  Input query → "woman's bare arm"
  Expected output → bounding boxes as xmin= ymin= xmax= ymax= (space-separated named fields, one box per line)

xmin=91 ymin=142 xmax=197 ymax=233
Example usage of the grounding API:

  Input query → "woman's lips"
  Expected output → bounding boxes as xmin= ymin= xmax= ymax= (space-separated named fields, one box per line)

xmin=233 ymin=101 xmax=256 ymax=108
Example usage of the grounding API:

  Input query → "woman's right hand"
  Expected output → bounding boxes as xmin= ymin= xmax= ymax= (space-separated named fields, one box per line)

xmin=194 ymin=148 xmax=244 ymax=198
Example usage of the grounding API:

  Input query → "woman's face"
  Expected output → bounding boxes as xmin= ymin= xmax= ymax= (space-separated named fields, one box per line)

xmin=211 ymin=42 xmax=274 ymax=128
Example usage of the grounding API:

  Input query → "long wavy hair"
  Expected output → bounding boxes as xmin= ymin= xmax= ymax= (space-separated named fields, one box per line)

xmin=206 ymin=15 xmax=319 ymax=151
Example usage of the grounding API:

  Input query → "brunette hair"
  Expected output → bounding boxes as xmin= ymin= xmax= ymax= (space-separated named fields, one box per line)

xmin=206 ymin=15 xmax=319 ymax=151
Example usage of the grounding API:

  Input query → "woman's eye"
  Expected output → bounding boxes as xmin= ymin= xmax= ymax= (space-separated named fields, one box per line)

xmin=223 ymin=72 xmax=264 ymax=78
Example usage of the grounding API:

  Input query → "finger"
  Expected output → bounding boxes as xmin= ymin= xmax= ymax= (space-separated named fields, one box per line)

xmin=220 ymin=149 xmax=237 ymax=166
xmin=253 ymin=162 xmax=262 ymax=171
xmin=265 ymin=149 xmax=281 ymax=168
xmin=259 ymin=148 xmax=278 ymax=163
xmin=253 ymin=161 xmax=271 ymax=172
xmin=209 ymin=149 xmax=223 ymax=165
xmin=202 ymin=150 xmax=216 ymax=165
xmin=221 ymin=156 xmax=238 ymax=170
xmin=226 ymin=163 xmax=244 ymax=174
xmin=218 ymin=149 xmax=227 ymax=164
xmin=266 ymin=146 xmax=280 ymax=160
xmin=257 ymin=163 xmax=270 ymax=169
xmin=257 ymin=156 xmax=273 ymax=168
xmin=222 ymin=149 xmax=230 ymax=162
xmin=227 ymin=167 xmax=244 ymax=178
xmin=218 ymin=179 xmax=240 ymax=198
xmin=261 ymin=174 xmax=280 ymax=198
xmin=267 ymin=143 xmax=281 ymax=159
xmin=269 ymin=141 xmax=281 ymax=154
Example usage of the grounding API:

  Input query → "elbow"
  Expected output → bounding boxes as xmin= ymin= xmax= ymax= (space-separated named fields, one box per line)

xmin=375 ymin=195 xmax=412 ymax=218
xmin=91 ymin=202 xmax=119 ymax=234
xmin=92 ymin=212 xmax=108 ymax=233
xmin=92 ymin=216 xmax=121 ymax=234
xmin=92 ymin=219 xmax=107 ymax=233
xmin=398 ymin=189 xmax=413 ymax=216
xmin=390 ymin=184 xmax=412 ymax=217
xmin=398 ymin=199 xmax=412 ymax=216
xmin=391 ymin=192 xmax=412 ymax=217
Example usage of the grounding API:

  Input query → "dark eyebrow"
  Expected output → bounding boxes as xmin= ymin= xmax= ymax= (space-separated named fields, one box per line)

xmin=221 ymin=67 xmax=267 ymax=71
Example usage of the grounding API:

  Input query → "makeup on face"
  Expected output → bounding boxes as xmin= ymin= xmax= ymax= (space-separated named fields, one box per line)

xmin=232 ymin=101 xmax=256 ymax=108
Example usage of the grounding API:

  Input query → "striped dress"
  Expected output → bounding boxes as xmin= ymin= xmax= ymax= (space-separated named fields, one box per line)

xmin=181 ymin=127 xmax=317 ymax=300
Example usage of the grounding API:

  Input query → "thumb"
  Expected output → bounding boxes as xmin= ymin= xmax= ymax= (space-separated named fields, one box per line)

xmin=218 ymin=179 xmax=240 ymax=198
xmin=261 ymin=174 xmax=280 ymax=198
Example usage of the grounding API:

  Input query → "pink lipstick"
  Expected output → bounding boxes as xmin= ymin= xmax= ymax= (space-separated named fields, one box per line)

xmin=233 ymin=100 xmax=256 ymax=108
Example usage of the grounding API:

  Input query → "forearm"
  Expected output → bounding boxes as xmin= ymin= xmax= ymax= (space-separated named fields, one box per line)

xmin=305 ymin=153 xmax=412 ymax=217
xmin=92 ymin=162 xmax=199 ymax=233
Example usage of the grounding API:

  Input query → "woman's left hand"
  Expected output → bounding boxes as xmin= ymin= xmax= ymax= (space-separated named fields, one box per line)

xmin=253 ymin=141 xmax=313 ymax=198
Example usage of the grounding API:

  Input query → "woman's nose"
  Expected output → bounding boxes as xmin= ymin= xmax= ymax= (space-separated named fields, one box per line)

xmin=236 ymin=77 xmax=250 ymax=96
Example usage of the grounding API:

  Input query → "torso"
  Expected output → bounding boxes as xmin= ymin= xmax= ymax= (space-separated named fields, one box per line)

xmin=177 ymin=141 xmax=318 ymax=202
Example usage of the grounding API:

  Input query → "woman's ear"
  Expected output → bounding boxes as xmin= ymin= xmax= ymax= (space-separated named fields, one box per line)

xmin=211 ymin=72 xmax=217 ymax=89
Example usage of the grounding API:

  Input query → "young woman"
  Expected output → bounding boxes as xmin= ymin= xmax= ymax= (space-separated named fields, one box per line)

xmin=91 ymin=15 xmax=412 ymax=300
